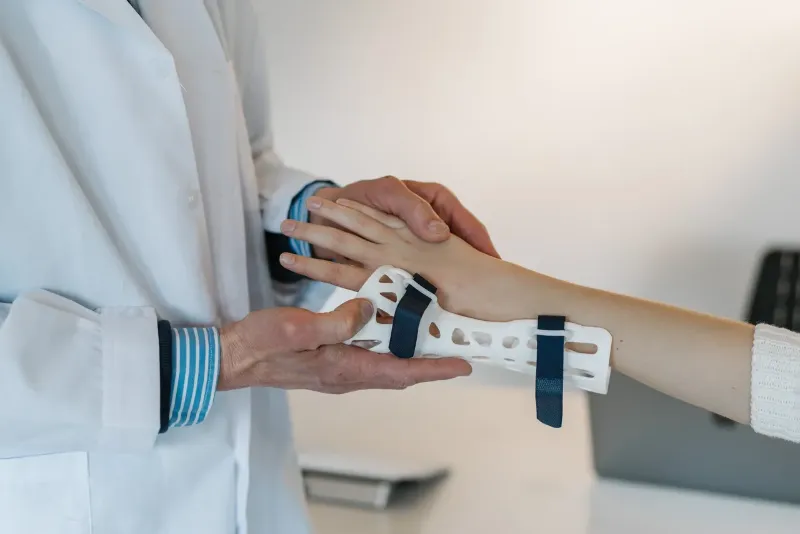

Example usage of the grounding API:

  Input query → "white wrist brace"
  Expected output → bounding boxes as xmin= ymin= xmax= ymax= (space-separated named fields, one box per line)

xmin=345 ymin=266 xmax=613 ymax=426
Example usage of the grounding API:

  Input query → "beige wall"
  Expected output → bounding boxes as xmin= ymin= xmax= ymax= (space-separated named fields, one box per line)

xmin=259 ymin=0 xmax=800 ymax=450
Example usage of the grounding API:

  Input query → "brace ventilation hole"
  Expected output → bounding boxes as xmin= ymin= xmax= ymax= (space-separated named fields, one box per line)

xmin=566 ymin=342 xmax=598 ymax=354
xmin=526 ymin=337 xmax=598 ymax=355
xmin=504 ymin=358 xmax=515 ymax=362
xmin=526 ymin=361 xmax=536 ymax=367
xmin=351 ymin=339 xmax=382 ymax=350
xmin=380 ymin=292 xmax=398 ymax=303
xmin=471 ymin=356 xmax=490 ymax=361
xmin=452 ymin=328 xmax=470 ymax=346
xmin=376 ymin=309 xmax=394 ymax=325
xmin=472 ymin=332 xmax=492 ymax=347
xmin=503 ymin=336 xmax=519 ymax=349
xmin=429 ymin=323 xmax=441 ymax=338
xmin=379 ymin=275 xmax=393 ymax=284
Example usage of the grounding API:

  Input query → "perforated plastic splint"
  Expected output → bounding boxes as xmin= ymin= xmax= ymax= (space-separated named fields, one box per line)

xmin=346 ymin=266 xmax=613 ymax=396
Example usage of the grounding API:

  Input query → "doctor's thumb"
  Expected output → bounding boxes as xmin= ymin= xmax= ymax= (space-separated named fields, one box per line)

xmin=315 ymin=299 xmax=375 ymax=345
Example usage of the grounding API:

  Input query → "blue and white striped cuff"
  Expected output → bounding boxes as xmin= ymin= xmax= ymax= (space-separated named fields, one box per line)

xmin=169 ymin=327 xmax=220 ymax=428
xmin=288 ymin=180 xmax=338 ymax=257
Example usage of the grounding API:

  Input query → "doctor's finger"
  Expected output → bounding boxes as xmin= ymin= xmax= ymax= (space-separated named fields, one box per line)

xmin=335 ymin=198 xmax=407 ymax=229
xmin=353 ymin=352 xmax=473 ymax=389
xmin=306 ymin=196 xmax=394 ymax=243
xmin=280 ymin=253 xmax=369 ymax=291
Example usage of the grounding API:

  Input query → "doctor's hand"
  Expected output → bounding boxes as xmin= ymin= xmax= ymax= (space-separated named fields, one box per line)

xmin=216 ymin=299 xmax=471 ymax=393
xmin=311 ymin=176 xmax=499 ymax=259
xmin=281 ymin=197 xmax=529 ymax=322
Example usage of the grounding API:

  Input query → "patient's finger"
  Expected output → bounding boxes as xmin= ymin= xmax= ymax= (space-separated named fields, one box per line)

xmin=281 ymin=219 xmax=373 ymax=263
xmin=335 ymin=198 xmax=406 ymax=229
xmin=279 ymin=254 xmax=370 ymax=291
xmin=307 ymin=196 xmax=395 ymax=244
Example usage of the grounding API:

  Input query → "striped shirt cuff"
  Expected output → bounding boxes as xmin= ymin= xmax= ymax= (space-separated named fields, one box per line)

xmin=288 ymin=180 xmax=338 ymax=257
xmin=168 ymin=327 xmax=220 ymax=428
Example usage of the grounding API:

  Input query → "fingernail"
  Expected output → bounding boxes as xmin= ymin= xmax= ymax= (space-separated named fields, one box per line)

xmin=281 ymin=220 xmax=297 ymax=234
xmin=360 ymin=300 xmax=374 ymax=321
xmin=280 ymin=253 xmax=295 ymax=265
xmin=428 ymin=220 xmax=448 ymax=234
xmin=307 ymin=197 xmax=322 ymax=210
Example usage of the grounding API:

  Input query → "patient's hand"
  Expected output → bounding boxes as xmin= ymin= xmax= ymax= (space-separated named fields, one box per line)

xmin=279 ymin=197 xmax=530 ymax=321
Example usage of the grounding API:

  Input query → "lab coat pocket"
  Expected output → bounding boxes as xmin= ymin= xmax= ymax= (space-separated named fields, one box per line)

xmin=0 ymin=452 xmax=91 ymax=534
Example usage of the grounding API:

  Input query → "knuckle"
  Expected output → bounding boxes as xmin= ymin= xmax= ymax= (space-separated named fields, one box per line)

xmin=359 ymin=247 xmax=380 ymax=267
xmin=391 ymin=361 xmax=417 ymax=390
xmin=317 ymin=347 xmax=359 ymax=388
xmin=379 ymin=175 xmax=402 ymax=189
xmin=317 ymin=368 xmax=340 ymax=390
xmin=433 ymin=182 xmax=451 ymax=195
xmin=436 ymin=186 xmax=457 ymax=205
xmin=392 ymin=375 xmax=415 ymax=390
xmin=339 ymin=312 xmax=359 ymax=338
xmin=294 ymin=256 xmax=312 ymax=274
xmin=312 ymin=351 xmax=338 ymax=389
xmin=321 ymin=261 xmax=346 ymax=284
xmin=279 ymin=310 xmax=315 ymax=347
xmin=324 ymin=307 xmax=357 ymax=342
xmin=330 ymin=261 xmax=347 ymax=279
xmin=279 ymin=316 xmax=300 ymax=340
xmin=329 ymin=231 xmax=348 ymax=249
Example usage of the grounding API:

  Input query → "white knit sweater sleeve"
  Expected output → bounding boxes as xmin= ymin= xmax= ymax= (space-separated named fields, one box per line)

xmin=750 ymin=323 xmax=800 ymax=443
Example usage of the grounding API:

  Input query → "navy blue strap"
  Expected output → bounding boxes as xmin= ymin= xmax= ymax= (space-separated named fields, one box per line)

xmin=389 ymin=274 xmax=437 ymax=359
xmin=535 ymin=315 xmax=566 ymax=428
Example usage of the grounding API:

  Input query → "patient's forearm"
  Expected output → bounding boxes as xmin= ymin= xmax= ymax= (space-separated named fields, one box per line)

xmin=504 ymin=264 xmax=755 ymax=424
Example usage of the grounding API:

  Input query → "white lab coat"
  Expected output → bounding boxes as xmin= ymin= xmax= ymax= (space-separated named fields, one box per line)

xmin=0 ymin=1 xmax=317 ymax=532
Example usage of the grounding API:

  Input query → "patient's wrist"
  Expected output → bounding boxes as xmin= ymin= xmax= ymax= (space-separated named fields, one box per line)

xmin=459 ymin=259 xmax=554 ymax=322
xmin=509 ymin=266 xmax=579 ymax=321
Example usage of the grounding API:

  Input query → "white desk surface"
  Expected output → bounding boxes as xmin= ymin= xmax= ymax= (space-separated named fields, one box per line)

xmin=290 ymin=379 xmax=800 ymax=534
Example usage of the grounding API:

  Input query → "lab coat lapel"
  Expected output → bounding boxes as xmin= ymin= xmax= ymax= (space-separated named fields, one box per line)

xmin=78 ymin=0 xmax=164 ymax=47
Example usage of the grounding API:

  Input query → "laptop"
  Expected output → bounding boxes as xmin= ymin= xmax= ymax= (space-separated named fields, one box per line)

xmin=588 ymin=249 xmax=800 ymax=504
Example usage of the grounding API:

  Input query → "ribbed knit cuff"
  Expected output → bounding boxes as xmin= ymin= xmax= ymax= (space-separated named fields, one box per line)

xmin=750 ymin=323 xmax=800 ymax=443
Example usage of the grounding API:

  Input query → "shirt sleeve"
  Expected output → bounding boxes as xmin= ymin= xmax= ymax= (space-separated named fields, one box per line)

xmin=286 ymin=180 xmax=339 ymax=258
xmin=750 ymin=323 xmax=800 ymax=443
xmin=167 ymin=327 xmax=220 ymax=429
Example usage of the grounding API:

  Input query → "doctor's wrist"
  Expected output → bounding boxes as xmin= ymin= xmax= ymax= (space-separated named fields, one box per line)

xmin=218 ymin=322 xmax=247 ymax=391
